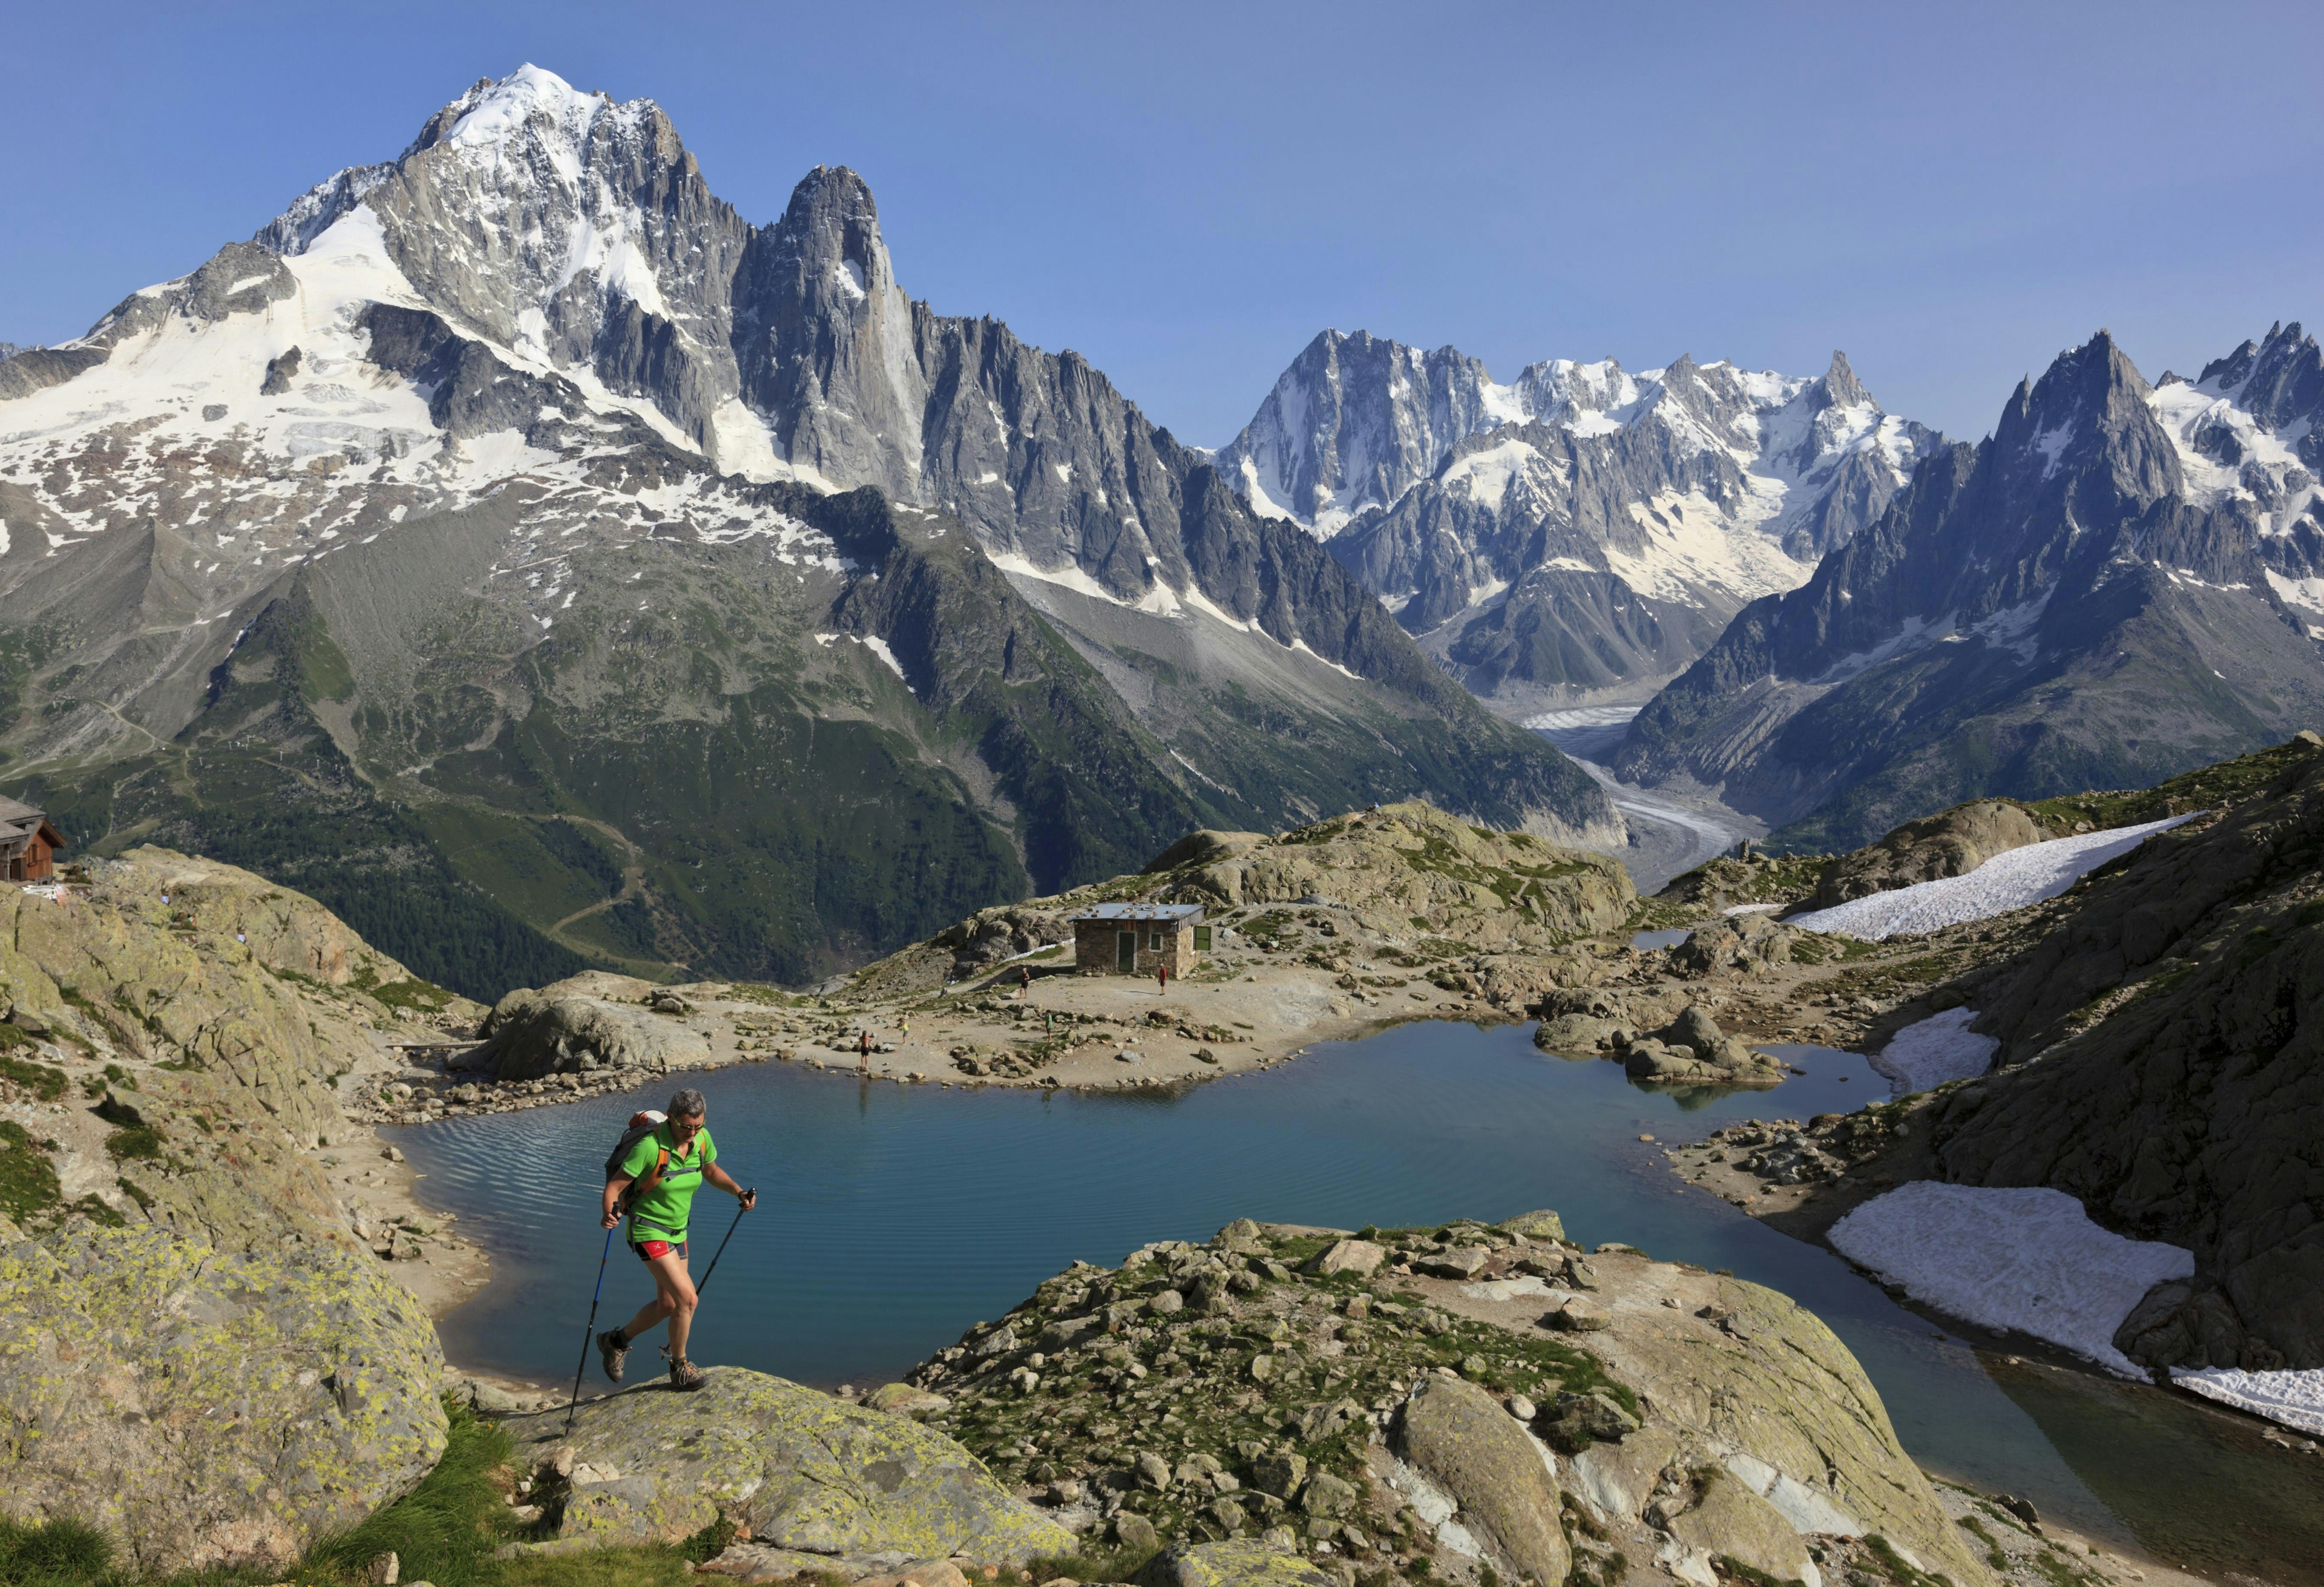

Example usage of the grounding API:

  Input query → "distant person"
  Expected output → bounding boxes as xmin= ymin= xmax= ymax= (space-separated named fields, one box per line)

xmin=858 ymin=1028 xmax=872 ymax=1071
xmin=1019 ymin=965 xmax=1033 ymax=999
xmin=597 ymin=1088 xmax=754 ymax=1392
xmin=1157 ymin=962 xmax=1169 ymax=994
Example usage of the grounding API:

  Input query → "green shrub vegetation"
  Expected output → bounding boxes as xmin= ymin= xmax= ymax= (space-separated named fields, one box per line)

xmin=0 ymin=1121 xmax=62 ymax=1221
xmin=0 ymin=1051 xmax=68 ymax=1101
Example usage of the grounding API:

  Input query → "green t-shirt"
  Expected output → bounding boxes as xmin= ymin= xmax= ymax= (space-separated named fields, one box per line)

xmin=619 ymin=1123 xmax=717 ymax=1242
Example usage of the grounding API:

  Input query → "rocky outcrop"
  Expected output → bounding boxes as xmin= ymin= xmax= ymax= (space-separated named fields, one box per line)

xmin=461 ymin=983 xmax=711 ymax=1080
xmin=1184 ymin=805 xmax=1633 ymax=942
xmin=0 ymin=847 xmax=479 ymax=1249
xmin=901 ymin=1218 xmax=1991 ymax=1587
xmin=0 ymin=851 xmax=488 ymax=1570
xmin=1612 ymin=1006 xmax=1782 ymax=1086
xmin=508 ymin=1368 xmax=1071 ymax=1562
xmin=1667 ymin=911 xmax=1805 ymax=979
xmin=0 ymin=1217 xmax=446 ymax=1576
xmin=847 ymin=905 xmax=1078 ymax=1000
xmin=1810 ymin=799 xmax=2047 ymax=907
xmin=1534 ymin=987 xmax=1782 ymax=1088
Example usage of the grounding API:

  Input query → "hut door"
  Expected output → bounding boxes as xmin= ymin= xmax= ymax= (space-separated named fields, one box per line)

xmin=1117 ymin=930 xmax=1137 ymax=971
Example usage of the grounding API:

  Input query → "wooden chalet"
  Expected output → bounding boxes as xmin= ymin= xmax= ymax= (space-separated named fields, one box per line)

xmin=0 ymin=797 xmax=64 ymax=884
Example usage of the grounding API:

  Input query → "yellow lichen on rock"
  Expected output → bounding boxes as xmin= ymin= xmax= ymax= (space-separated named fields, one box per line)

xmin=507 ymin=1368 xmax=1072 ymax=1562
xmin=0 ymin=1215 xmax=447 ymax=1575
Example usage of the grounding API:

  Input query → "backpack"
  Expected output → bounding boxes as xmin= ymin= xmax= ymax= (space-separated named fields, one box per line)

xmin=606 ymin=1110 xmax=669 ymax=1207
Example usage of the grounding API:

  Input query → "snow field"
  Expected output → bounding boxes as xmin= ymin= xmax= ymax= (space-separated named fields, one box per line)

xmin=1868 ymin=1008 xmax=1998 ymax=1097
xmin=1787 ymin=813 xmax=2198 ymax=940
xmin=1827 ymin=1181 xmax=2194 ymax=1376
xmin=2171 ymin=1367 xmax=2324 ymax=1436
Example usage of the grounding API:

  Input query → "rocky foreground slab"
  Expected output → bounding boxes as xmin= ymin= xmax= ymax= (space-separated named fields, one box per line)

xmin=898 ymin=1217 xmax=1995 ymax=1587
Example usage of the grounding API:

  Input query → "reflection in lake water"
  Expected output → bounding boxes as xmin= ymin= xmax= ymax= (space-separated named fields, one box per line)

xmin=398 ymin=1020 xmax=2309 ymax=1580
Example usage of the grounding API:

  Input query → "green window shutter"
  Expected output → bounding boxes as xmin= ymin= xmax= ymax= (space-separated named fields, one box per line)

xmin=1193 ymin=925 xmax=1212 ymax=950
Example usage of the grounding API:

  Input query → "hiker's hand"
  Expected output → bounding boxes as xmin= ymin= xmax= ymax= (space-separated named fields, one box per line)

xmin=601 ymin=1206 xmax=620 ymax=1230
xmin=739 ymin=1188 xmax=758 ymax=1212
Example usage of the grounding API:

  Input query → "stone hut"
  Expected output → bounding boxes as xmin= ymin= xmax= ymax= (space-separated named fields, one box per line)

xmin=1071 ymin=902 xmax=1207 ymax=976
xmin=0 ymin=797 xmax=62 ymax=884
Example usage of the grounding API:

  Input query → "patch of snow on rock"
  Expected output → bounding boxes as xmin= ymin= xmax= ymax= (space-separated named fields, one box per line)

xmin=1787 ymin=813 xmax=2198 ymax=940
xmin=2172 ymin=1367 xmax=2324 ymax=1436
xmin=861 ymin=636 xmax=910 ymax=686
xmin=1828 ymin=1182 xmax=2194 ymax=1376
xmin=1868 ymin=1008 xmax=1998 ymax=1097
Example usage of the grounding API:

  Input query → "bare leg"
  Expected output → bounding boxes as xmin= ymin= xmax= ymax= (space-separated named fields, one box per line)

xmin=655 ymin=1250 xmax=698 ymax=1361
xmin=619 ymin=1250 xmax=697 ymax=1355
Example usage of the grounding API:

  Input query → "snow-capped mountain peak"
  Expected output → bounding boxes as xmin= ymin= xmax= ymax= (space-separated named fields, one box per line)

xmin=430 ymin=64 xmax=616 ymax=163
xmin=1223 ymin=329 xmax=1942 ymax=708
xmin=2146 ymin=321 xmax=2323 ymax=533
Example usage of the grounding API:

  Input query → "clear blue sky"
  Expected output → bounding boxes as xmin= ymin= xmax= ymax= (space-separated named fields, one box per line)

xmin=7 ymin=1 xmax=2319 ymax=444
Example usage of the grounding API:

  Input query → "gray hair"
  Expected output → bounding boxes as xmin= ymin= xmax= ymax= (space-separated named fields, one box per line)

xmin=668 ymin=1088 xmax=707 ymax=1119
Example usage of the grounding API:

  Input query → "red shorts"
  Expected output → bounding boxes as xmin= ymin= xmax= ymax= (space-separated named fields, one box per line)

xmin=631 ymin=1238 xmax=688 ymax=1263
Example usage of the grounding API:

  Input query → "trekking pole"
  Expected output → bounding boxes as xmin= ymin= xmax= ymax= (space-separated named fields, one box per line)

xmin=692 ymin=1195 xmax=752 ymax=1299
xmin=565 ymin=1224 xmax=615 ymax=1434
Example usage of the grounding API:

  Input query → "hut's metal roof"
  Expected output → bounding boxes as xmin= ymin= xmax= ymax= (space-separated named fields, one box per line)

xmin=1068 ymin=902 xmax=1206 ymax=922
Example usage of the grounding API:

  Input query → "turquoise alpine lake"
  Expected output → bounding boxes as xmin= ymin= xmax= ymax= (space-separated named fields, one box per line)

xmin=398 ymin=1018 xmax=2324 ymax=1585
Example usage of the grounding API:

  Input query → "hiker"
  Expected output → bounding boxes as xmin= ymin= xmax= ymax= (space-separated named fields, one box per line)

xmin=597 ymin=1088 xmax=753 ymax=1391
xmin=858 ymin=1027 xmax=872 ymax=1071
xmin=1157 ymin=961 xmax=1169 ymax=994
xmin=1019 ymin=965 xmax=1033 ymax=999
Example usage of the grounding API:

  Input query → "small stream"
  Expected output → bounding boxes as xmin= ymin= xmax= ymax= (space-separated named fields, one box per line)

xmin=397 ymin=1020 xmax=2324 ymax=1583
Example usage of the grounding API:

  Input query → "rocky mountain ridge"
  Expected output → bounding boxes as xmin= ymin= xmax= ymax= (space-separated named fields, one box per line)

xmin=1615 ymin=328 xmax=2324 ymax=849
xmin=0 ymin=65 xmax=1610 ymax=997
xmin=1214 ymin=330 xmax=1940 ymax=709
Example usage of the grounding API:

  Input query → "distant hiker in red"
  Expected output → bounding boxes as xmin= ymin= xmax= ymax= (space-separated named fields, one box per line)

xmin=1157 ymin=963 xmax=1168 ymax=994
xmin=597 ymin=1089 xmax=753 ymax=1392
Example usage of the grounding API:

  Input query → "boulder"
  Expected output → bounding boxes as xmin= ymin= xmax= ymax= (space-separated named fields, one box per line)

xmin=462 ymin=989 xmax=710 ymax=1080
xmin=1534 ymin=1013 xmax=1621 ymax=1056
xmin=1670 ymin=912 xmax=1801 ymax=979
xmin=1541 ymin=1298 xmax=1610 ymax=1334
xmin=1617 ymin=1009 xmax=1781 ymax=1086
xmin=1395 ymin=1374 xmax=1571 ymax=1587
xmin=1296 ymin=1471 xmax=1357 ymax=1517
xmin=0 ymin=1219 xmax=446 ymax=1576
xmin=1567 ymin=1428 xmax=1681 ymax=1522
xmin=1669 ymin=1470 xmax=1815 ymax=1586
xmin=1249 ymin=1451 xmax=1307 ymax=1499
xmin=1499 ymin=1209 xmax=1567 ymax=1243
xmin=1305 ymin=1238 xmax=1385 ymax=1278
xmin=1137 ymin=1539 xmax=1335 ymax=1587
xmin=1417 ymin=1246 xmax=1491 ymax=1279
xmin=504 ymin=1368 xmax=1071 ymax=1560
xmin=867 ymin=1383 xmax=953 ymax=1418
xmin=1667 ymin=1005 xmax=1725 ymax=1054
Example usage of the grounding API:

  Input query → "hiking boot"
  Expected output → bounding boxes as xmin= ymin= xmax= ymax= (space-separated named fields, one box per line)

xmin=597 ymin=1329 xmax=629 ymax=1383
xmin=668 ymin=1356 xmax=706 ymax=1391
